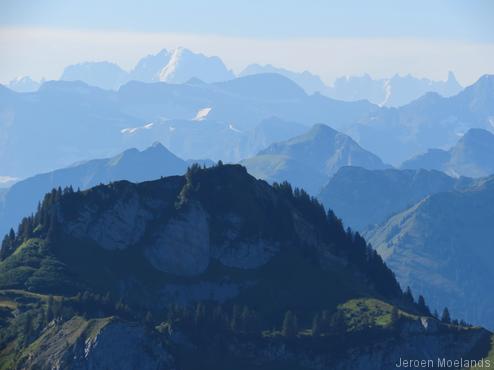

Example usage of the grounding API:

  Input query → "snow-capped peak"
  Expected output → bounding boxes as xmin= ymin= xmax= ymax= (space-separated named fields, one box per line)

xmin=159 ymin=48 xmax=184 ymax=82
xmin=193 ymin=107 xmax=212 ymax=121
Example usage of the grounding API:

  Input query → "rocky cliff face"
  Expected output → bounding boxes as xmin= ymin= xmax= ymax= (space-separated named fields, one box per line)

xmin=17 ymin=317 xmax=174 ymax=370
xmin=145 ymin=201 xmax=210 ymax=275
xmin=58 ymin=172 xmax=285 ymax=277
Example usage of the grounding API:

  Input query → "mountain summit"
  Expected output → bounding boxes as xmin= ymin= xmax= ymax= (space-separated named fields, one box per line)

xmin=402 ymin=128 xmax=494 ymax=177
xmin=158 ymin=47 xmax=234 ymax=83
xmin=0 ymin=164 xmax=489 ymax=368
xmin=242 ymin=124 xmax=388 ymax=194
xmin=0 ymin=143 xmax=188 ymax=238
xmin=60 ymin=48 xmax=234 ymax=89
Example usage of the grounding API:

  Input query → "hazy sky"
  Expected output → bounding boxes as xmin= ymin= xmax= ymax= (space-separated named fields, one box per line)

xmin=1 ymin=0 xmax=494 ymax=85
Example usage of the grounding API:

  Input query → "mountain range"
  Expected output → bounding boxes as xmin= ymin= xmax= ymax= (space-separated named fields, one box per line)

xmin=0 ymin=74 xmax=494 ymax=178
xmin=7 ymin=47 xmax=462 ymax=108
xmin=401 ymin=128 xmax=494 ymax=177
xmin=6 ymin=76 xmax=42 ymax=93
xmin=242 ymin=124 xmax=389 ymax=194
xmin=327 ymin=71 xmax=462 ymax=106
xmin=0 ymin=143 xmax=193 ymax=238
xmin=318 ymin=167 xmax=475 ymax=231
xmin=61 ymin=48 xmax=235 ymax=88
xmin=367 ymin=176 xmax=494 ymax=329
xmin=0 ymin=164 xmax=490 ymax=369
xmin=242 ymin=66 xmax=462 ymax=107
xmin=240 ymin=64 xmax=328 ymax=95
xmin=59 ymin=48 xmax=463 ymax=107
xmin=0 ymin=74 xmax=377 ymax=179
xmin=346 ymin=74 xmax=494 ymax=165
xmin=1 ymin=72 xmax=492 ymax=180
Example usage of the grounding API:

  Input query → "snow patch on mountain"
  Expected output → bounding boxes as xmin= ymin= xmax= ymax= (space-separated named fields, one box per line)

xmin=193 ymin=107 xmax=212 ymax=121
xmin=121 ymin=123 xmax=154 ymax=135
xmin=228 ymin=124 xmax=242 ymax=133
xmin=159 ymin=48 xmax=183 ymax=82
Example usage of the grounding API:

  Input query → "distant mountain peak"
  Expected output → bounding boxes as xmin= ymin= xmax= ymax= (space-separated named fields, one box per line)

xmin=240 ymin=64 xmax=327 ymax=95
xmin=402 ymin=127 xmax=494 ymax=178
xmin=309 ymin=123 xmax=337 ymax=135
xmin=460 ymin=127 xmax=493 ymax=141
xmin=186 ymin=77 xmax=206 ymax=85
xmin=244 ymin=124 xmax=388 ymax=194
xmin=216 ymin=73 xmax=307 ymax=100
xmin=447 ymin=71 xmax=458 ymax=83
xmin=150 ymin=141 xmax=166 ymax=149
xmin=7 ymin=76 xmax=41 ymax=93
xmin=158 ymin=48 xmax=234 ymax=84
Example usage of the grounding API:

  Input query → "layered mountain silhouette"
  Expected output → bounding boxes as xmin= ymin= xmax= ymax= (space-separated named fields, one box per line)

xmin=2 ymin=68 xmax=492 ymax=179
xmin=318 ymin=167 xmax=475 ymax=231
xmin=402 ymin=128 xmax=494 ymax=177
xmin=242 ymin=124 xmax=389 ymax=194
xmin=57 ymin=47 xmax=462 ymax=108
xmin=6 ymin=76 xmax=41 ymax=92
xmin=367 ymin=176 xmax=494 ymax=329
xmin=348 ymin=75 xmax=494 ymax=165
xmin=241 ymin=66 xmax=462 ymax=106
xmin=327 ymin=72 xmax=462 ymax=106
xmin=61 ymin=61 xmax=129 ymax=90
xmin=61 ymin=48 xmax=234 ymax=89
xmin=0 ymin=164 xmax=489 ymax=369
xmin=0 ymin=143 xmax=189 ymax=237
xmin=0 ymin=74 xmax=377 ymax=178
xmin=240 ymin=64 xmax=328 ymax=95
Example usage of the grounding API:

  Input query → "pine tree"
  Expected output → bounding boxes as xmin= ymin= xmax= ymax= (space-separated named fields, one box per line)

xmin=282 ymin=311 xmax=298 ymax=338
xmin=441 ymin=307 xmax=451 ymax=324
xmin=417 ymin=295 xmax=430 ymax=315
xmin=0 ymin=228 xmax=16 ymax=259
xmin=403 ymin=286 xmax=414 ymax=304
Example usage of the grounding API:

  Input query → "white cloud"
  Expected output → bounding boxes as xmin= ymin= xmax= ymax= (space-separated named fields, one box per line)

xmin=1 ymin=27 xmax=494 ymax=86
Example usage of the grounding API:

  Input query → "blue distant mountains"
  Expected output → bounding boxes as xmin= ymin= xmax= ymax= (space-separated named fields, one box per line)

xmin=1 ymin=71 xmax=492 ymax=180
xmin=8 ymin=47 xmax=461 ymax=109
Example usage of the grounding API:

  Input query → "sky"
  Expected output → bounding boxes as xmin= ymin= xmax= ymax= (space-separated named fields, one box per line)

xmin=1 ymin=0 xmax=494 ymax=85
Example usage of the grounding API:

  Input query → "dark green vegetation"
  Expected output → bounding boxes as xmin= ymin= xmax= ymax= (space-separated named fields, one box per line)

xmin=0 ymin=164 xmax=490 ymax=369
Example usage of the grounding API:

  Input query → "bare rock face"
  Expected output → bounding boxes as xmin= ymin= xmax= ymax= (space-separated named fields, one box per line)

xmin=145 ymin=201 xmax=210 ymax=276
xmin=214 ymin=240 xmax=279 ymax=269
xmin=72 ymin=321 xmax=172 ymax=370
xmin=64 ymin=192 xmax=152 ymax=250
xmin=210 ymin=213 xmax=279 ymax=269
xmin=18 ymin=317 xmax=174 ymax=370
